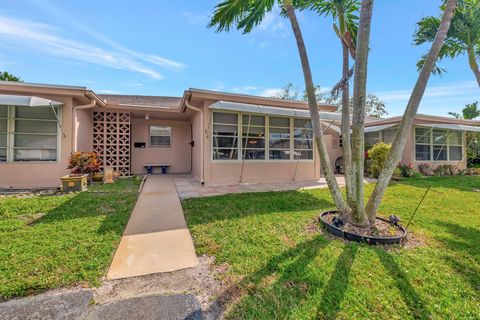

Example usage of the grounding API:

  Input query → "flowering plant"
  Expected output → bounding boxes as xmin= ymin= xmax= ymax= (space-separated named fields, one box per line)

xmin=67 ymin=152 xmax=100 ymax=179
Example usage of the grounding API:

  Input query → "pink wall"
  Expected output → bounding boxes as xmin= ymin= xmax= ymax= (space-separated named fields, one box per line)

xmin=75 ymin=108 xmax=93 ymax=152
xmin=198 ymin=102 xmax=321 ymax=185
xmin=130 ymin=118 xmax=191 ymax=175
xmin=0 ymin=96 xmax=74 ymax=189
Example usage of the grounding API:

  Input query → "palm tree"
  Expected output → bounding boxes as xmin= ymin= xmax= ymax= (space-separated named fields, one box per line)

xmin=414 ymin=0 xmax=480 ymax=87
xmin=297 ymin=0 xmax=360 ymax=217
xmin=209 ymin=0 xmax=457 ymax=227
xmin=365 ymin=0 xmax=458 ymax=221
xmin=208 ymin=0 xmax=350 ymax=215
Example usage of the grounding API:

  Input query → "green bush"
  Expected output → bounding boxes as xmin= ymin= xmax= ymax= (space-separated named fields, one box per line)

xmin=432 ymin=164 xmax=457 ymax=176
xmin=367 ymin=142 xmax=392 ymax=178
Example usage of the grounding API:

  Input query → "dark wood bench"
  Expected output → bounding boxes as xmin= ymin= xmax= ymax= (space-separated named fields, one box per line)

xmin=144 ymin=164 xmax=170 ymax=175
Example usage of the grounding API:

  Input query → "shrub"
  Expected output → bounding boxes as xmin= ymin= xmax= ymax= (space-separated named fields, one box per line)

xmin=432 ymin=166 xmax=447 ymax=176
xmin=399 ymin=163 xmax=416 ymax=177
xmin=367 ymin=142 xmax=392 ymax=178
xmin=67 ymin=152 xmax=100 ymax=179
xmin=418 ymin=163 xmax=433 ymax=176
xmin=412 ymin=172 xmax=422 ymax=178
xmin=432 ymin=164 xmax=457 ymax=176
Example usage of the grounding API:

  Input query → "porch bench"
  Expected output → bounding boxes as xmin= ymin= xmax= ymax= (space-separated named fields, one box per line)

xmin=144 ymin=164 xmax=170 ymax=175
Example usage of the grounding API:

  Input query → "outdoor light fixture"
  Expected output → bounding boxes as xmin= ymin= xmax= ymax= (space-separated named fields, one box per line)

xmin=145 ymin=114 xmax=150 ymax=120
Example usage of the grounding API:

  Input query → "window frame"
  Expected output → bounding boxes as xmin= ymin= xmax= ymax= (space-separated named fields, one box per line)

xmin=414 ymin=126 xmax=464 ymax=162
xmin=0 ymin=105 xmax=61 ymax=163
xmin=211 ymin=111 xmax=314 ymax=162
xmin=212 ymin=111 xmax=240 ymax=160
xmin=241 ymin=113 xmax=266 ymax=161
xmin=149 ymin=124 xmax=172 ymax=148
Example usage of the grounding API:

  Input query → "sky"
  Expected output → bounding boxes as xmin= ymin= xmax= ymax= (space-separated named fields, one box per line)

xmin=0 ymin=0 xmax=478 ymax=117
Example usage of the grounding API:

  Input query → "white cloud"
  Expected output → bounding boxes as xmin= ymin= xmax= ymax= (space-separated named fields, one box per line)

xmin=377 ymin=81 xmax=478 ymax=103
xmin=96 ymin=89 xmax=123 ymax=94
xmin=231 ymin=85 xmax=258 ymax=94
xmin=182 ymin=11 xmax=209 ymax=25
xmin=377 ymin=81 xmax=480 ymax=103
xmin=376 ymin=81 xmax=480 ymax=116
xmin=259 ymin=88 xmax=283 ymax=97
xmin=246 ymin=6 xmax=289 ymax=49
xmin=208 ymin=81 xmax=226 ymax=92
xmin=0 ymin=10 xmax=186 ymax=80
xmin=29 ymin=0 xmax=186 ymax=73
xmin=125 ymin=82 xmax=144 ymax=87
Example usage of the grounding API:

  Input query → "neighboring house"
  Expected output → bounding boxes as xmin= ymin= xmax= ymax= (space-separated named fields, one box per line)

xmin=0 ymin=81 xmax=479 ymax=189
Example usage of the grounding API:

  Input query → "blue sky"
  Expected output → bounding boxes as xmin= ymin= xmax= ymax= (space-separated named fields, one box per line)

xmin=0 ymin=0 xmax=478 ymax=116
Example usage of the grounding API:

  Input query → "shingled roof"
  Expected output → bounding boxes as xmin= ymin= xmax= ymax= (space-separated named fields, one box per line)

xmin=100 ymin=94 xmax=182 ymax=109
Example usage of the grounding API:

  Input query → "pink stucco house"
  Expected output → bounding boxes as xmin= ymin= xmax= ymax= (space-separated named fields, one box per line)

xmin=1 ymin=80 xmax=479 ymax=189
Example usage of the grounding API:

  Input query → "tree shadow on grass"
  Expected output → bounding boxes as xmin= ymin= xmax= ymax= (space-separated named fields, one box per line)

xmin=28 ymin=190 xmax=137 ymax=236
xmin=316 ymin=244 xmax=358 ymax=319
xmin=205 ymin=236 xmax=362 ymax=319
xmin=183 ymin=190 xmax=334 ymax=226
xmin=375 ymin=250 xmax=431 ymax=319
xmin=205 ymin=235 xmax=329 ymax=318
xmin=433 ymin=221 xmax=480 ymax=291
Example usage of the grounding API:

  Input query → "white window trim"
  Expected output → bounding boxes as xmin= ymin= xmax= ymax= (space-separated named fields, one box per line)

xmin=211 ymin=111 xmax=315 ymax=162
xmin=241 ymin=113 xmax=266 ymax=161
xmin=149 ymin=125 xmax=172 ymax=148
xmin=0 ymin=105 xmax=61 ymax=163
xmin=414 ymin=126 xmax=464 ymax=162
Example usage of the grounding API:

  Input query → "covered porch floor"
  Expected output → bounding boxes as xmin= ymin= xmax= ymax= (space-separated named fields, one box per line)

xmin=173 ymin=174 xmax=376 ymax=199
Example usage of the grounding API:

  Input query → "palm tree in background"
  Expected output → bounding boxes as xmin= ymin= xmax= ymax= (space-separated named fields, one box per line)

xmin=414 ymin=0 xmax=480 ymax=87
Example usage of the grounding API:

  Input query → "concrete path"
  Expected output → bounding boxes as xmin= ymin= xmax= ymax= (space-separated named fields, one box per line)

xmin=0 ymin=290 xmax=202 ymax=320
xmin=107 ymin=175 xmax=198 ymax=279
xmin=88 ymin=294 xmax=202 ymax=320
xmin=0 ymin=289 xmax=92 ymax=320
xmin=173 ymin=173 xmax=376 ymax=199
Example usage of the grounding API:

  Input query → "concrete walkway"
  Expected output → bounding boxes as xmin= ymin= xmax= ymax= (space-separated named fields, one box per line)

xmin=107 ymin=175 xmax=198 ymax=279
xmin=173 ymin=174 xmax=376 ymax=199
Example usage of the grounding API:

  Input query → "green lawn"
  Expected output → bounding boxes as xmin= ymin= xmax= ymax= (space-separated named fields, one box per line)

xmin=183 ymin=176 xmax=480 ymax=319
xmin=0 ymin=177 xmax=141 ymax=298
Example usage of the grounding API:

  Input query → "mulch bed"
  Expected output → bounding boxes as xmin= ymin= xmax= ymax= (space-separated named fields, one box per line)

xmin=323 ymin=213 xmax=404 ymax=238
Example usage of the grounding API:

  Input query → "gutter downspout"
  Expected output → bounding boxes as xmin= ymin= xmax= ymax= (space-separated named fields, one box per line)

xmin=185 ymin=93 xmax=205 ymax=184
xmin=71 ymin=99 xmax=96 ymax=153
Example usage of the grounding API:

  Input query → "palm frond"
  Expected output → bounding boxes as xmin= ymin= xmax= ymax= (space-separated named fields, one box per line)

xmin=208 ymin=0 xmax=276 ymax=34
xmin=413 ymin=16 xmax=441 ymax=45
xmin=416 ymin=53 xmax=447 ymax=75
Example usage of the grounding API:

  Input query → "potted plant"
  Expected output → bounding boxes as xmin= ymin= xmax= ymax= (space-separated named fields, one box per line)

xmin=61 ymin=152 xmax=100 ymax=192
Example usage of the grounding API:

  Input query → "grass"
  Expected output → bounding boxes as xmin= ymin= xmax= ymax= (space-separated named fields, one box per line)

xmin=0 ymin=177 xmax=141 ymax=299
xmin=183 ymin=176 xmax=480 ymax=319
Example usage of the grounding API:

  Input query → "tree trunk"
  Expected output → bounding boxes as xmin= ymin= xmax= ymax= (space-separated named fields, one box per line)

xmin=341 ymin=41 xmax=354 ymax=209
xmin=284 ymin=1 xmax=350 ymax=214
xmin=467 ymin=46 xmax=480 ymax=87
xmin=349 ymin=0 xmax=374 ymax=226
xmin=365 ymin=0 xmax=458 ymax=223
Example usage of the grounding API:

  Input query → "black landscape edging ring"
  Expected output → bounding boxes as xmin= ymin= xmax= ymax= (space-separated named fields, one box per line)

xmin=319 ymin=210 xmax=407 ymax=245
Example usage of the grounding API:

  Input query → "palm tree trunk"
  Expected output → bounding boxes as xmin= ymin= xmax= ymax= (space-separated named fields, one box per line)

xmin=365 ymin=0 xmax=458 ymax=222
xmin=467 ymin=46 xmax=480 ymax=87
xmin=341 ymin=41 xmax=354 ymax=209
xmin=349 ymin=0 xmax=374 ymax=226
xmin=283 ymin=1 xmax=350 ymax=214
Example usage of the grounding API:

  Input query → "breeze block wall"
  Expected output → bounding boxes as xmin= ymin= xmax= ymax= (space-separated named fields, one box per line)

xmin=92 ymin=111 xmax=131 ymax=176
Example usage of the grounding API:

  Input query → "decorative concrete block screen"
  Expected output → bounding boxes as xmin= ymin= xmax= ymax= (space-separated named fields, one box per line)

xmin=92 ymin=111 xmax=131 ymax=176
